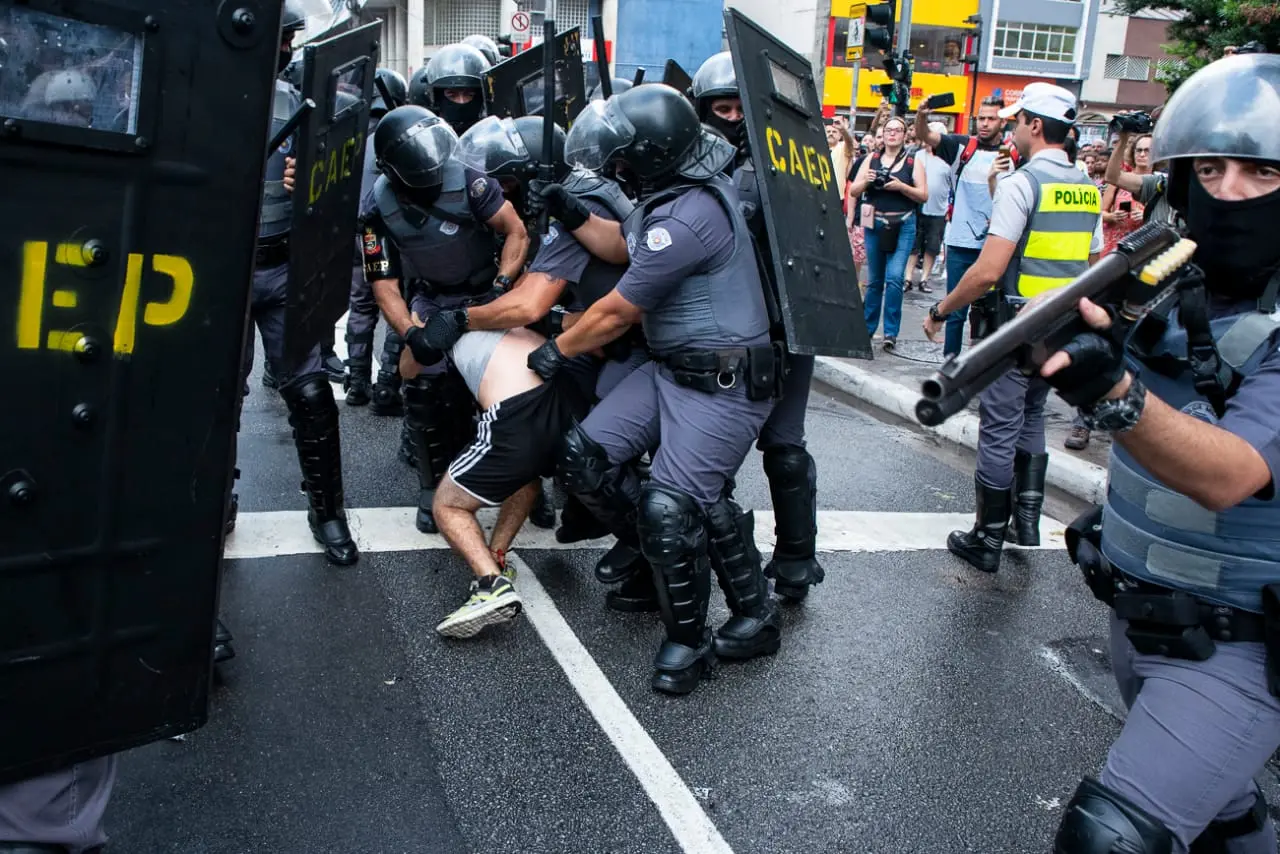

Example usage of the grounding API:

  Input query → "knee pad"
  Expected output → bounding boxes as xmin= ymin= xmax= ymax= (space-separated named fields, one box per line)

xmin=556 ymin=421 xmax=614 ymax=494
xmin=762 ymin=444 xmax=814 ymax=489
xmin=637 ymin=484 xmax=705 ymax=565
xmin=1055 ymin=778 xmax=1174 ymax=854
xmin=281 ymin=372 xmax=337 ymax=419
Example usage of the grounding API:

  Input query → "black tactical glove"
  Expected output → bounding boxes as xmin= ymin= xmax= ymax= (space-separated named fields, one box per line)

xmin=528 ymin=180 xmax=590 ymax=230
xmin=404 ymin=325 xmax=444 ymax=367
xmin=527 ymin=338 xmax=570 ymax=381
xmin=1044 ymin=323 xmax=1128 ymax=408
xmin=425 ymin=308 xmax=468 ymax=351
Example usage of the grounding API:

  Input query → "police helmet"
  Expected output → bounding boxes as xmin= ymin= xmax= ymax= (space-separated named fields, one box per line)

xmin=456 ymin=115 xmax=569 ymax=183
xmin=565 ymin=84 xmax=735 ymax=182
xmin=462 ymin=34 xmax=502 ymax=67
xmin=282 ymin=0 xmax=308 ymax=32
xmin=588 ymin=77 xmax=634 ymax=102
xmin=1150 ymin=53 xmax=1280 ymax=210
xmin=373 ymin=105 xmax=459 ymax=189
xmin=691 ymin=51 xmax=737 ymax=116
xmin=426 ymin=44 xmax=490 ymax=90
xmin=407 ymin=67 xmax=432 ymax=108
xmin=371 ymin=67 xmax=408 ymax=115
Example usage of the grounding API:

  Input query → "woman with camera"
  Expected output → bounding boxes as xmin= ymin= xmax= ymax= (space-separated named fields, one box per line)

xmin=1101 ymin=125 xmax=1155 ymax=254
xmin=848 ymin=115 xmax=929 ymax=351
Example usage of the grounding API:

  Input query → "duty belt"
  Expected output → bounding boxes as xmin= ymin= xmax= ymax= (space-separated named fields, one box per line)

xmin=1110 ymin=572 xmax=1266 ymax=660
xmin=656 ymin=344 xmax=783 ymax=401
xmin=255 ymin=234 xmax=290 ymax=269
xmin=410 ymin=266 xmax=498 ymax=298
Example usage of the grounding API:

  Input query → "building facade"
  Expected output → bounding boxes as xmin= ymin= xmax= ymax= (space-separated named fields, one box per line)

xmin=1078 ymin=0 xmax=1179 ymax=137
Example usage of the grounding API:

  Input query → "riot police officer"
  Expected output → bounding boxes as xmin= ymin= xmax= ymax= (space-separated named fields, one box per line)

xmin=527 ymin=86 xmax=783 ymax=695
xmin=361 ymin=106 xmax=528 ymax=534
xmin=1046 ymin=54 xmax=1280 ymax=852
xmin=429 ymin=114 xmax=658 ymax=610
xmin=422 ymin=43 xmax=490 ymax=136
xmin=241 ymin=0 xmax=358 ymax=566
xmin=690 ymin=51 xmax=825 ymax=602
xmin=344 ymin=66 xmax=407 ymax=408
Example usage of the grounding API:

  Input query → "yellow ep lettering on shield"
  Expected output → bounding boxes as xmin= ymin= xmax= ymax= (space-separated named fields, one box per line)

xmin=763 ymin=125 xmax=831 ymax=193
xmin=309 ymin=131 xmax=365 ymax=205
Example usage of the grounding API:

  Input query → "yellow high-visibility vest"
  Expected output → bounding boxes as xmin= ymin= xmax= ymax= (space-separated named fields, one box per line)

xmin=1001 ymin=160 xmax=1101 ymax=298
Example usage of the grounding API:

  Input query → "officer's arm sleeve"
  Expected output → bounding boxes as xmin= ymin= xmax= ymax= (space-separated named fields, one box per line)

xmin=361 ymin=214 xmax=402 ymax=284
xmin=1218 ymin=348 xmax=1280 ymax=501
xmin=985 ymin=175 xmax=1032 ymax=242
xmin=1090 ymin=211 xmax=1105 ymax=255
xmin=615 ymin=219 xmax=709 ymax=311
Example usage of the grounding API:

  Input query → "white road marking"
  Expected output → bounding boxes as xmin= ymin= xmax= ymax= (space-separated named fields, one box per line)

xmin=224 ymin=507 xmax=1067 ymax=560
xmin=507 ymin=552 xmax=736 ymax=854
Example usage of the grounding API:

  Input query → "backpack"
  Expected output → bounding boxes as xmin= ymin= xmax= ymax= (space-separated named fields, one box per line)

xmin=947 ymin=136 xmax=1019 ymax=221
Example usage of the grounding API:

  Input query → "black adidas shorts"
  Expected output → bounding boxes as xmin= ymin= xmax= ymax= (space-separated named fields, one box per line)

xmin=447 ymin=375 xmax=590 ymax=506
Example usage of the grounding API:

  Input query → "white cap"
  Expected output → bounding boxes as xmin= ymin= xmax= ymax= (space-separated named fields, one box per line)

xmin=997 ymin=82 xmax=1078 ymax=123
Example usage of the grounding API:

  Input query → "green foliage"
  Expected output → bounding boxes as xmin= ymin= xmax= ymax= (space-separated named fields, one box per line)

xmin=1113 ymin=0 xmax=1280 ymax=91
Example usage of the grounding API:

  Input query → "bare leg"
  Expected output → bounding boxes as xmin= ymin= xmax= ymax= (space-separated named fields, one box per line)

xmin=490 ymin=482 xmax=538 ymax=556
xmin=433 ymin=476 xmax=501 ymax=579
xmin=905 ymin=252 xmax=919 ymax=286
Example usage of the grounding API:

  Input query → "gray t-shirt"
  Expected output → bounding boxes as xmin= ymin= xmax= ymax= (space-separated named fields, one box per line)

xmin=451 ymin=330 xmax=507 ymax=397
xmin=920 ymin=150 xmax=953 ymax=217
xmin=988 ymin=149 xmax=1104 ymax=254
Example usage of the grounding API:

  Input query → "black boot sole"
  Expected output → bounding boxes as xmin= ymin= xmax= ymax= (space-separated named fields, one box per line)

xmin=651 ymin=659 xmax=713 ymax=696
xmin=946 ymin=531 xmax=1001 ymax=573
xmin=416 ymin=513 xmax=439 ymax=535
xmin=773 ymin=581 xmax=812 ymax=603
xmin=312 ymin=528 xmax=359 ymax=566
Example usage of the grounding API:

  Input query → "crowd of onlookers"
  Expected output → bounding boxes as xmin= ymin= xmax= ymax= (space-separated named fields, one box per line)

xmin=824 ymin=100 xmax=1169 ymax=452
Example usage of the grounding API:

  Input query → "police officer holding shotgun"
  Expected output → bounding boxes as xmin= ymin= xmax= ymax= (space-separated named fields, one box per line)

xmin=1032 ymin=54 xmax=1280 ymax=853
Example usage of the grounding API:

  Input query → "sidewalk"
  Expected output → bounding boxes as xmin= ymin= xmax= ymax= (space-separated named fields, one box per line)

xmin=812 ymin=273 xmax=1111 ymax=504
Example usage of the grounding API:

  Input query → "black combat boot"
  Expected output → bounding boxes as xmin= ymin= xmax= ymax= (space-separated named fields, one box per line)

xmin=370 ymin=330 xmax=405 ymax=416
xmin=638 ymin=484 xmax=716 ymax=696
xmin=344 ymin=330 xmax=374 ymax=406
xmin=529 ymin=478 xmax=556 ymax=529
xmin=262 ymin=359 xmax=279 ymax=390
xmin=320 ymin=346 xmax=346 ymax=386
xmin=556 ymin=493 xmax=611 ymax=543
xmin=706 ymin=498 xmax=781 ymax=660
xmin=403 ymin=377 xmax=455 ymax=534
xmin=282 ymin=375 xmax=359 ymax=566
xmin=762 ymin=446 xmax=826 ymax=602
xmin=214 ymin=619 xmax=236 ymax=663
xmin=946 ymin=479 xmax=1012 ymax=573
xmin=605 ymin=571 xmax=661 ymax=613
xmin=1006 ymin=450 xmax=1049 ymax=547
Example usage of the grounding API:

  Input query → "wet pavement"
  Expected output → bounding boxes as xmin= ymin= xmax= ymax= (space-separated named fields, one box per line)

xmin=102 ymin=327 xmax=1277 ymax=853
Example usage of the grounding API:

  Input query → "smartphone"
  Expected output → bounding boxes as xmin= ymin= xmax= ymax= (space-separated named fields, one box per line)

xmin=1119 ymin=200 xmax=1132 ymax=212
xmin=926 ymin=92 xmax=956 ymax=110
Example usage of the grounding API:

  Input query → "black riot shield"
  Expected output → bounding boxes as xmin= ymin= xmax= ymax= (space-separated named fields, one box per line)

xmin=483 ymin=28 xmax=587 ymax=129
xmin=0 ymin=0 xmax=281 ymax=783
xmin=662 ymin=59 xmax=693 ymax=96
xmin=725 ymin=9 xmax=871 ymax=358
xmin=285 ymin=21 xmax=379 ymax=366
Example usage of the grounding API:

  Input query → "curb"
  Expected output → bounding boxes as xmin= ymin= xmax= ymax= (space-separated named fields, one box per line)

xmin=813 ymin=357 xmax=1108 ymax=505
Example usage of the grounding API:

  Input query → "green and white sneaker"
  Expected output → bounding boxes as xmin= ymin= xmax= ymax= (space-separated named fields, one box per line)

xmin=435 ymin=576 xmax=522 ymax=639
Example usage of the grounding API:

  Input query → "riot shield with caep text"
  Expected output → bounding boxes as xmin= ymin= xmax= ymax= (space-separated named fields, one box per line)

xmin=285 ymin=20 xmax=379 ymax=366
xmin=0 ymin=0 xmax=281 ymax=783
xmin=725 ymin=8 xmax=870 ymax=358
xmin=483 ymin=28 xmax=587 ymax=130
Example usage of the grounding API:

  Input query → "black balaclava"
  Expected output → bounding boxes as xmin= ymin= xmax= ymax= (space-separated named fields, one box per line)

xmin=436 ymin=89 xmax=485 ymax=135
xmin=704 ymin=112 xmax=745 ymax=152
xmin=1185 ymin=174 xmax=1280 ymax=301
xmin=278 ymin=43 xmax=294 ymax=75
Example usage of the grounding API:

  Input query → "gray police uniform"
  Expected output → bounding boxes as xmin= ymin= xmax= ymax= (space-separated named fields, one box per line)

xmin=0 ymin=756 xmax=116 ymax=852
xmin=245 ymin=78 xmax=324 ymax=384
xmin=343 ymin=114 xmax=384 ymax=392
xmin=558 ymin=176 xmax=780 ymax=690
xmin=363 ymin=163 xmax=505 ymax=532
xmin=732 ymin=154 xmax=825 ymax=600
xmin=1079 ymin=298 xmax=1280 ymax=852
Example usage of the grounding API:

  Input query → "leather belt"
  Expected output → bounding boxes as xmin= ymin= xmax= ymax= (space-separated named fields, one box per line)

xmin=255 ymin=235 xmax=290 ymax=269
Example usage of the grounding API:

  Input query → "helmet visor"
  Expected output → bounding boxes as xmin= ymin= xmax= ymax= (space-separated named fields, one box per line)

xmin=387 ymin=120 xmax=459 ymax=188
xmin=564 ymin=99 xmax=636 ymax=172
xmin=1150 ymin=54 xmax=1280 ymax=164
xmin=455 ymin=116 xmax=529 ymax=175
xmin=675 ymin=128 xmax=737 ymax=180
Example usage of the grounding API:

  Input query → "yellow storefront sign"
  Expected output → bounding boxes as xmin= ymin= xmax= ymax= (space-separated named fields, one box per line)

xmin=822 ymin=66 xmax=971 ymax=113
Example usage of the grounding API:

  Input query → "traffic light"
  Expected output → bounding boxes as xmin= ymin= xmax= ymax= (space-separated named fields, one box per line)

xmin=865 ymin=0 xmax=896 ymax=54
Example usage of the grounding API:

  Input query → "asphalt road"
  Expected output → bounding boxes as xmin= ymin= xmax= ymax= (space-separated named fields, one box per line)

xmin=101 ymin=330 xmax=1277 ymax=853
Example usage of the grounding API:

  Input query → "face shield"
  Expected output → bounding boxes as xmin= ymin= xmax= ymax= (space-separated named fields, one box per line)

xmin=674 ymin=128 xmax=737 ymax=180
xmin=564 ymin=99 xmax=636 ymax=172
xmin=382 ymin=118 xmax=459 ymax=189
xmin=426 ymin=45 xmax=490 ymax=88
xmin=455 ymin=115 xmax=531 ymax=176
xmin=291 ymin=0 xmax=366 ymax=45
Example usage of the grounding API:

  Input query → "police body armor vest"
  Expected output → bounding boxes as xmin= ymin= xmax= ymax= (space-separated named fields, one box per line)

xmin=731 ymin=158 xmax=764 ymax=244
xmin=373 ymin=162 xmax=496 ymax=291
xmin=561 ymin=170 xmax=634 ymax=308
xmin=259 ymin=78 xmax=299 ymax=239
xmin=998 ymin=160 xmax=1099 ymax=299
xmin=1102 ymin=305 xmax=1280 ymax=613
xmin=623 ymin=176 xmax=770 ymax=356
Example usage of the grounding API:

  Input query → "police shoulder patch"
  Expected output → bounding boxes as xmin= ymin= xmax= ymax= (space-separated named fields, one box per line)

xmin=440 ymin=221 xmax=460 ymax=236
xmin=542 ymin=226 xmax=559 ymax=246
xmin=470 ymin=178 xmax=489 ymax=198
xmin=362 ymin=231 xmax=379 ymax=255
xmin=626 ymin=233 xmax=637 ymax=257
xmin=645 ymin=227 xmax=673 ymax=252
xmin=1181 ymin=400 xmax=1219 ymax=425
